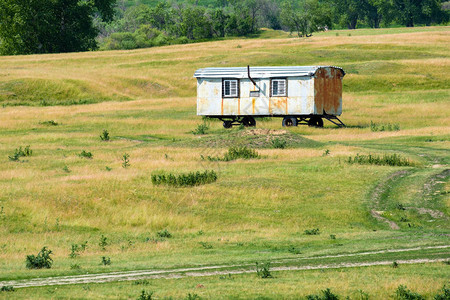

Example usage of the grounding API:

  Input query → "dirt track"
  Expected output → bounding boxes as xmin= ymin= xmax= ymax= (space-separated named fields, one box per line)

xmin=1 ymin=245 xmax=448 ymax=289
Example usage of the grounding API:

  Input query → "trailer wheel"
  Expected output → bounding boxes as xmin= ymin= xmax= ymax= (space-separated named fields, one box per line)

xmin=223 ymin=121 xmax=232 ymax=129
xmin=242 ymin=116 xmax=256 ymax=127
xmin=308 ymin=116 xmax=324 ymax=128
xmin=282 ymin=117 xmax=298 ymax=127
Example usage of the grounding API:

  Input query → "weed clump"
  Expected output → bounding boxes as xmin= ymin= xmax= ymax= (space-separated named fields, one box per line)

xmin=304 ymin=228 xmax=320 ymax=235
xmin=26 ymin=247 xmax=53 ymax=269
xmin=101 ymin=256 xmax=111 ymax=265
xmin=9 ymin=145 xmax=32 ymax=161
xmin=122 ymin=153 xmax=130 ymax=168
xmin=394 ymin=285 xmax=424 ymax=300
xmin=434 ymin=285 xmax=450 ymax=300
xmin=347 ymin=153 xmax=413 ymax=167
xmin=192 ymin=122 xmax=209 ymax=135
xmin=370 ymin=121 xmax=400 ymax=132
xmin=39 ymin=120 xmax=58 ymax=126
xmin=99 ymin=235 xmax=108 ymax=250
xmin=100 ymin=129 xmax=110 ymax=141
xmin=199 ymin=241 xmax=213 ymax=249
xmin=306 ymin=288 xmax=339 ymax=300
xmin=0 ymin=285 xmax=15 ymax=292
xmin=138 ymin=290 xmax=154 ymax=300
xmin=206 ymin=146 xmax=260 ymax=161
xmin=79 ymin=150 xmax=93 ymax=159
xmin=69 ymin=241 xmax=88 ymax=258
xmin=157 ymin=229 xmax=172 ymax=238
xmin=271 ymin=138 xmax=287 ymax=149
xmin=151 ymin=170 xmax=217 ymax=187
xmin=256 ymin=262 xmax=272 ymax=278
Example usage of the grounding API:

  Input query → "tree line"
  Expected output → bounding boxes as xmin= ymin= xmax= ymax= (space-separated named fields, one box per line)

xmin=0 ymin=0 xmax=448 ymax=55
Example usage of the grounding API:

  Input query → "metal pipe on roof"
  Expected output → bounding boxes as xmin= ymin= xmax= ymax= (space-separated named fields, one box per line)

xmin=247 ymin=65 xmax=257 ymax=86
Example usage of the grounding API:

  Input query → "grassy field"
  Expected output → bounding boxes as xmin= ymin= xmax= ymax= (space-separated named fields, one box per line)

xmin=0 ymin=27 xmax=449 ymax=298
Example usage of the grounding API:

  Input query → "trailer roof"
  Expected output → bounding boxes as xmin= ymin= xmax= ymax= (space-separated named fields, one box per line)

xmin=194 ymin=66 xmax=345 ymax=79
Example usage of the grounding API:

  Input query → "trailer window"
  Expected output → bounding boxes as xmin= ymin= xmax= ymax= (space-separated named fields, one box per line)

xmin=271 ymin=79 xmax=287 ymax=97
xmin=223 ymin=79 xmax=239 ymax=98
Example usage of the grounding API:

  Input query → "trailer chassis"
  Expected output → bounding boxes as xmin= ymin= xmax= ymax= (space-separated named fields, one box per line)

xmin=213 ymin=114 xmax=346 ymax=129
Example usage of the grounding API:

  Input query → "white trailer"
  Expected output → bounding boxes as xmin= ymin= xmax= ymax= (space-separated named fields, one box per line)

xmin=194 ymin=66 xmax=345 ymax=128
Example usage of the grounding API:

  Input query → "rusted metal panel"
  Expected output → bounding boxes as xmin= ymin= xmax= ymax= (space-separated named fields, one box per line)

xmin=195 ymin=66 xmax=344 ymax=117
xmin=314 ymin=67 xmax=343 ymax=116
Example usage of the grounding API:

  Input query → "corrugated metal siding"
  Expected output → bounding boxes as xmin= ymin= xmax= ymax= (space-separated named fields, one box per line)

xmin=196 ymin=66 xmax=344 ymax=117
xmin=194 ymin=66 xmax=345 ymax=79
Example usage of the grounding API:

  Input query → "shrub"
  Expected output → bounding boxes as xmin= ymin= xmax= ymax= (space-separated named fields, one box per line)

xmin=256 ymin=262 xmax=273 ymax=278
xmin=157 ymin=229 xmax=172 ymax=238
xmin=304 ymin=228 xmax=320 ymax=235
xmin=70 ymin=264 xmax=81 ymax=270
xmin=434 ymin=285 xmax=450 ymax=300
xmin=394 ymin=285 xmax=424 ymax=300
xmin=79 ymin=150 xmax=93 ymax=159
xmin=138 ymin=290 xmax=154 ymax=300
xmin=370 ymin=121 xmax=400 ymax=132
xmin=62 ymin=165 xmax=71 ymax=173
xmin=322 ymin=149 xmax=330 ymax=156
xmin=26 ymin=247 xmax=53 ymax=269
xmin=392 ymin=261 xmax=399 ymax=268
xmin=347 ymin=153 xmax=413 ymax=167
xmin=186 ymin=293 xmax=200 ymax=300
xmin=272 ymin=138 xmax=287 ymax=149
xmin=101 ymin=256 xmax=111 ymax=265
xmin=133 ymin=279 xmax=151 ymax=285
xmin=199 ymin=241 xmax=213 ymax=249
xmin=306 ymin=288 xmax=340 ymax=300
xmin=0 ymin=285 xmax=15 ymax=292
xmin=40 ymin=120 xmax=58 ymax=126
xmin=69 ymin=241 xmax=87 ymax=258
xmin=9 ymin=146 xmax=32 ymax=161
xmin=122 ymin=153 xmax=130 ymax=168
xmin=100 ymin=130 xmax=110 ymax=141
xmin=151 ymin=170 xmax=218 ymax=187
xmin=330 ymin=234 xmax=336 ymax=240
xmin=192 ymin=122 xmax=209 ymax=135
xmin=99 ymin=235 xmax=108 ymax=250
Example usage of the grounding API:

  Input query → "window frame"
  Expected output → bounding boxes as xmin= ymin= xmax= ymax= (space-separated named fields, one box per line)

xmin=270 ymin=78 xmax=288 ymax=97
xmin=222 ymin=79 xmax=240 ymax=98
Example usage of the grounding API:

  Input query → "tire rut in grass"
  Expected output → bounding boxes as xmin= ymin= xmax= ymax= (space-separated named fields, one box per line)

xmin=369 ymin=170 xmax=414 ymax=229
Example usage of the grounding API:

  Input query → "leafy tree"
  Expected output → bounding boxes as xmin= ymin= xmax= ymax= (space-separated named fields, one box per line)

xmin=364 ymin=0 xmax=395 ymax=28
xmin=393 ymin=0 xmax=448 ymax=27
xmin=281 ymin=0 xmax=332 ymax=37
xmin=0 ymin=0 xmax=116 ymax=55
xmin=329 ymin=0 xmax=366 ymax=29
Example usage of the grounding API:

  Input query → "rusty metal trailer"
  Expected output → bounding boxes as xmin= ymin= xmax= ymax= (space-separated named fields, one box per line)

xmin=194 ymin=66 xmax=346 ymax=128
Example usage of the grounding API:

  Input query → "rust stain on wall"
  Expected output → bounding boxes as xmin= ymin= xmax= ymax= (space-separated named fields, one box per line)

xmin=314 ymin=68 xmax=343 ymax=115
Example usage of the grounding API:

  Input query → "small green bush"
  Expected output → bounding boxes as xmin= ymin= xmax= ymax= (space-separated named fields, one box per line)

xmin=199 ymin=241 xmax=213 ymax=249
xmin=70 ymin=263 xmax=81 ymax=270
xmin=304 ymin=228 xmax=320 ymax=235
xmin=133 ymin=279 xmax=151 ymax=285
xmin=8 ymin=145 xmax=32 ymax=161
xmin=100 ymin=129 xmax=110 ymax=141
xmin=256 ymin=262 xmax=273 ymax=278
xmin=370 ymin=121 xmax=400 ymax=132
xmin=394 ymin=285 xmax=424 ymax=300
xmin=306 ymin=288 xmax=339 ymax=300
xmin=157 ymin=229 xmax=172 ymax=238
xmin=101 ymin=256 xmax=111 ymax=265
xmin=99 ymin=235 xmax=108 ymax=250
xmin=62 ymin=165 xmax=71 ymax=173
xmin=79 ymin=150 xmax=93 ymax=159
xmin=392 ymin=261 xmax=399 ymax=268
xmin=0 ymin=285 xmax=15 ymax=292
xmin=271 ymin=138 xmax=287 ymax=149
xmin=138 ymin=290 xmax=154 ymax=300
xmin=434 ymin=285 xmax=450 ymax=300
xmin=39 ymin=120 xmax=58 ymax=126
xmin=26 ymin=247 xmax=53 ymax=269
xmin=186 ymin=293 xmax=201 ymax=300
xmin=192 ymin=122 xmax=209 ymax=135
xmin=151 ymin=170 xmax=218 ymax=187
xmin=347 ymin=153 xmax=413 ymax=167
xmin=122 ymin=153 xmax=130 ymax=168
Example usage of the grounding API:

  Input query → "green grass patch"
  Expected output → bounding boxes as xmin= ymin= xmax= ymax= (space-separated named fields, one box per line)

xmin=151 ymin=170 xmax=218 ymax=187
xmin=347 ymin=154 xmax=414 ymax=167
